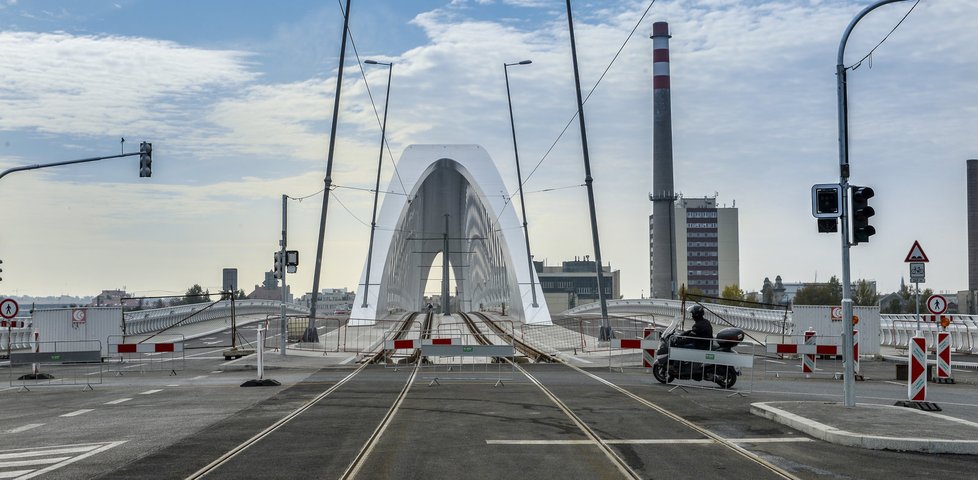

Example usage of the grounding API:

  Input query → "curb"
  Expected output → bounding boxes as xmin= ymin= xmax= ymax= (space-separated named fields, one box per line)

xmin=750 ymin=402 xmax=978 ymax=455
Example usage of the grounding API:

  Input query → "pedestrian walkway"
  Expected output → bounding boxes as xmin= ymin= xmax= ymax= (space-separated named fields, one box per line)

xmin=751 ymin=401 xmax=978 ymax=454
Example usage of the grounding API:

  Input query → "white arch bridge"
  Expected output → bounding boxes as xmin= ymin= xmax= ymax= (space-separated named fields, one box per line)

xmin=351 ymin=145 xmax=551 ymax=326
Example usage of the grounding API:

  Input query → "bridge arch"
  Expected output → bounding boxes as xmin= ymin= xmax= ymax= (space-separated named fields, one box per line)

xmin=351 ymin=145 xmax=551 ymax=325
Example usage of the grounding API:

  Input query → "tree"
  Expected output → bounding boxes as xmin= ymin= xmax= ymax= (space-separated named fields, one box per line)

xmin=154 ymin=298 xmax=166 ymax=309
xmin=176 ymin=284 xmax=210 ymax=305
xmin=792 ymin=276 xmax=843 ymax=306
xmin=236 ymin=288 xmax=247 ymax=300
xmin=720 ymin=284 xmax=746 ymax=306
xmin=852 ymin=279 xmax=879 ymax=307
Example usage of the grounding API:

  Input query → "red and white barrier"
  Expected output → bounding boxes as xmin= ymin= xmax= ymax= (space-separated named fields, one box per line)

xmin=643 ymin=328 xmax=656 ymax=368
xmin=610 ymin=338 xmax=660 ymax=351
xmin=1 ymin=320 xmax=27 ymax=328
xmin=766 ymin=342 xmax=839 ymax=356
xmin=803 ymin=329 xmax=816 ymax=376
xmin=908 ymin=336 xmax=927 ymax=401
xmin=852 ymin=329 xmax=860 ymax=375
xmin=109 ymin=342 xmax=184 ymax=353
xmin=385 ymin=338 xmax=461 ymax=350
xmin=936 ymin=331 xmax=953 ymax=383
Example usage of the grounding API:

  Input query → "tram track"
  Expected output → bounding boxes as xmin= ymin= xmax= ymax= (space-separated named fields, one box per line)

xmin=183 ymin=311 xmax=797 ymax=479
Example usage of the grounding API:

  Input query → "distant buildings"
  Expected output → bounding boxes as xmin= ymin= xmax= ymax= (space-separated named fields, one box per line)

xmin=535 ymin=257 xmax=620 ymax=312
xmin=301 ymin=288 xmax=355 ymax=314
xmin=247 ymin=270 xmax=292 ymax=302
xmin=650 ymin=195 xmax=739 ymax=298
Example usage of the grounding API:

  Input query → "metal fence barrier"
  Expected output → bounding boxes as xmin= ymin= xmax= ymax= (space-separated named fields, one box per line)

xmin=659 ymin=334 xmax=755 ymax=395
xmin=105 ymin=334 xmax=185 ymax=375
xmin=8 ymin=340 xmax=103 ymax=390
xmin=762 ymin=334 xmax=842 ymax=379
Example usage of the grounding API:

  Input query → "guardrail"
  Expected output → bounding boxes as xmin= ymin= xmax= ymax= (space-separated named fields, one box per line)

xmin=562 ymin=300 xmax=978 ymax=356
xmin=564 ymin=299 xmax=791 ymax=337
xmin=2 ymin=320 xmax=34 ymax=355
xmin=880 ymin=314 xmax=978 ymax=354
xmin=123 ymin=300 xmax=310 ymax=335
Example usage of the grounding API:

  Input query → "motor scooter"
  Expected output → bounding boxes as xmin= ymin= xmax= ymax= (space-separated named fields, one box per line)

xmin=652 ymin=317 xmax=745 ymax=389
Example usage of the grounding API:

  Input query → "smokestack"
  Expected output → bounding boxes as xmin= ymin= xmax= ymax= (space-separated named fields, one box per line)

xmin=650 ymin=21 xmax=677 ymax=299
xmin=968 ymin=159 xmax=978 ymax=294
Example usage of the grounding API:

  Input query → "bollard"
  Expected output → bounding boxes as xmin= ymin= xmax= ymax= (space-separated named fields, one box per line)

xmin=908 ymin=336 xmax=927 ymax=401
xmin=257 ymin=328 xmax=264 ymax=380
xmin=936 ymin=331 xmax=954 ymax=384
xmin=803 ymin=328 xmax=816 ymax=377
xmin=31 ymin=330 xmax=39 ymax=377
xmin=853 ymin=329 xmax=861 ymax=379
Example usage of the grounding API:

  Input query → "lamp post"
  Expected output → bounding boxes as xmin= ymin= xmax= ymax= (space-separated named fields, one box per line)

xmin=504 ymin=59 xmax=539 ymax=310
xmin=362 ymin=59 xmax=393 ymax=310
xmin=836 ymin=0 xmax=909 ymax=408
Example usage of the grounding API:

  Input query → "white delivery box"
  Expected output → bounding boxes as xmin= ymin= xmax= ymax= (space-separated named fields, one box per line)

xmin=30 ymin=307 xmax=124 ymax=356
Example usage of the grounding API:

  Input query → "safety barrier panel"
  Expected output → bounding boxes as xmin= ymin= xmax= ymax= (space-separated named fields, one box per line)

xmin=659 ymin=334 xmax=755 ymax=394
xmin=909 ymin=336 xmax=927 ymax=401
xmin=608 ymin=328 xmax=661 ymax=373
xmin=763 ymin=334 xmax=841 ymax=379
xmin=8 ymin=340 xmax=103 ymax=390
xmin=105 ymin=334 xmax=185 ymax=375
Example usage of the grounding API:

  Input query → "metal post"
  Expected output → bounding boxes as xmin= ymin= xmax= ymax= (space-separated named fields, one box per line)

xmin=915 ymin=282 xmax=921 ymax=335
xmin=836 ymin=0 xmax=908 ymax=407
xmin=308 ymin=0 xmax=353 ymax=342
xmin=363 ymin=61 xmax=393 ymax=309
xmin=565 ymin=0 xmax=611 ymax=340
xmin=505 ymin=60 xmax=539 ymax=309
xmin=280 ymin=194 xmax=288 ymax=356
xmin=442 ymin=214 xmax=450 ymax=315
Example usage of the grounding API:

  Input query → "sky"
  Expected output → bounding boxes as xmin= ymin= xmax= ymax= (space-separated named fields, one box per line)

xmin=0 ymin=0 xmax=976 ymax=301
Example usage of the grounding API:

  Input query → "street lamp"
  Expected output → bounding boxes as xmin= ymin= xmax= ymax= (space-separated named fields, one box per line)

xmin=835 ymin=0 xmax=910 ymax=408
xmin=504 ymin=59 xmax=539 ymax=310
xmin=362 ymin=59 xmax=393 ymax=309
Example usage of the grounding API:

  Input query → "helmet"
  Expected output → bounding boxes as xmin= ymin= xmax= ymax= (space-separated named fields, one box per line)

xmin=689 ymin=305 xmax=705 ymax=318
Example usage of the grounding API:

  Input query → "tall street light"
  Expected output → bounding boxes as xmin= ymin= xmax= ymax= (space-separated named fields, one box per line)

xmin=362 ymin=59 xmax=393 ymax=309
xmin=835 ymin=0 xmax=909 ymax=408
xmin=504 ymin=59 xmax=539 ymax=310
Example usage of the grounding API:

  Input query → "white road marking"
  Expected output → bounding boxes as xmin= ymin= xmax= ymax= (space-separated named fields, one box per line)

xmin=166 ymin=384 xmax=179 ymax=387
xmin=59 ymin=409 xmax=93 ymax=417
xmin=487 ymin=437 xmax=813 ymax=445
xmin=210 ymin=370 xmax=223 ymax=374
xmin=765 ymin=359 xmax=786 ymax=365
xmin=883 ymin=381 xmax=904 ymax=386
xmin=202 ymin=337 xmax=216 ymax=341
xmin=2 ymin=424 xmax=44 ymax=434
xmin=189 ymin=375 xmax=208 ymax=381
xmin=139 ymin=389 xmax=163 ymax=395
xmin=204 ymin=341 xmax=221 ymax=345
xmin=104 ymin=398 xmax=132 ymax=405
xmin=0 ymin=441 xmax=126 ymax=479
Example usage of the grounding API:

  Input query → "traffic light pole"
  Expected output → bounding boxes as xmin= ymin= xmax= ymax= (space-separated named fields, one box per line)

xmin=836 ymin=0 xmax=908 ymax=408
xmin=0 ymin=150 xmax=145 ymax=183
xmin=280 ymin=194 xmax=288 ymax=357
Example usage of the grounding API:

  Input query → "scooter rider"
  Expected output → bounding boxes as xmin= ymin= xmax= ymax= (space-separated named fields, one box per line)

xmin=679 ymin=305 xmax=713 ymax=350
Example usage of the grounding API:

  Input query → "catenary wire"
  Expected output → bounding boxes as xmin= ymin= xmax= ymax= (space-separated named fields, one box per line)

xmin=847 ymin=0 xmax=921 ymax=71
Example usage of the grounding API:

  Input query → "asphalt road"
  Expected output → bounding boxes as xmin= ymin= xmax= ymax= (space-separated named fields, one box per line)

xmin=1 ymin=330 xmax=977 ymax=479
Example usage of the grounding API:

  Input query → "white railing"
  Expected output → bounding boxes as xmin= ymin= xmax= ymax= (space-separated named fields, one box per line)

xmin=880 ymin=314 xmax=978 ymax=354
xmin=568 ymin=301 xmax=978 ymax=354
xmin=2 ymin=320 xmax=34 ymax=352
xmin=123 ymin=300 xmax=310 ymax=335
xmin=564 ymin=299 xmax=791 ymax=337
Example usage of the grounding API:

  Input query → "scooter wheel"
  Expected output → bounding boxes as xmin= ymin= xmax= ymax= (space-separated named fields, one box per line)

xmin=652 ymin=362 xmax=670 ymax=384
xmin=715 ymin=368 xmax=737 ymax=389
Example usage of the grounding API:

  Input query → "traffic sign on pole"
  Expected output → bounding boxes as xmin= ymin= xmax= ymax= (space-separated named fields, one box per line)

xmin=909 ymin=262 xmax=925 ymax=283
xmin=0 ymin=298 xmax=19 ymax=319
xmin=927 ymin=295 xmax=948 ymax=315
xmin=904 ymin=241 xmax=929 ymax=263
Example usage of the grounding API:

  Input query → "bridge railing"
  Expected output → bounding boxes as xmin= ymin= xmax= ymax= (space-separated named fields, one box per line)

xmin=2 ymin=320 xmax=35 ymax=355
xmin=123 ymin=300 xmax=310 ymax=335
xmin=880 ymin=314 xmax=978 ymax=354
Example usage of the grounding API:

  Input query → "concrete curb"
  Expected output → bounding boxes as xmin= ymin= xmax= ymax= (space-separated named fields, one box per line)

xmin=750 ymin=401 xmax=978 ymax=455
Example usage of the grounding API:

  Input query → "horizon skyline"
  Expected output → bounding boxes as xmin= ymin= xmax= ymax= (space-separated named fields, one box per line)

xmin=1 ymin=1 xmax=976 ymax=301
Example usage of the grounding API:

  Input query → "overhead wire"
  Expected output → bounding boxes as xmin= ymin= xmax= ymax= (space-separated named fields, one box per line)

xmin=337 ymin=0 xmax=409 ymax=197
xmin=518 ymin=0 xmax=657 ymax=193
xmin=846 ymin=0 xmax=921 ymax=71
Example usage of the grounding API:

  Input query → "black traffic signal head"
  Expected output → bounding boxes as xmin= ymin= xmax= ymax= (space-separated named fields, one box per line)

xmin=273 ymin=251 xmax=282 ymax=279
xmin=851 ymin=186 xmax=876 ymax=244
xmin=811 ymin=184 xmax=842 ymax=218
xmin=139 ymin=141 xmax=152 ymax=178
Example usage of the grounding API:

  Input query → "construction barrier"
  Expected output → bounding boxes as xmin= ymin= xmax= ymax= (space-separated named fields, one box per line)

xmin=763 ymin=334 xmax=840 ymax=379
xmin=935 ymin=331 xmax=954 ymax=384
xmin=608 ymin=328 xmax=661 ymax=373
xmin=661 ymin=334 xmax=755 ymax=393
xmin=106 ymin=334 xmax=185 ymax=375
xmin=7 ymin=340 xmax=103 ymax=390
xmin=908 ymin=336 xmax=927 ymax=401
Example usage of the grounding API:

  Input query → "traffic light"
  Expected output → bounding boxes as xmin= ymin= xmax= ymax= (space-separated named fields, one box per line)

xmin=139 ymin=141 xmax=152 ymax=178
xmin=812 ymin=184 xmax=841 ymax=233
xmin=851 ymin=185 xmax=876 ymax=244
xmin=273 ymin=251 xmax=282 ymax=279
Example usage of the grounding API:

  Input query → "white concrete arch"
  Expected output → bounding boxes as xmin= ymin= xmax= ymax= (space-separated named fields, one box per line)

xmin=351 ymin=144 xmax=551 ymax=325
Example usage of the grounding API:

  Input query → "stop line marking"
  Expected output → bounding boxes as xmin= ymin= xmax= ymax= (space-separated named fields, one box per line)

xmin=487 ymin=437 xmax=813 ymax=445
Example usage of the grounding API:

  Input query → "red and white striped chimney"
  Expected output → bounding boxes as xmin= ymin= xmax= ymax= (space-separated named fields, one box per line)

xmin=650 ymin=21 xmax=676 ymax=300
